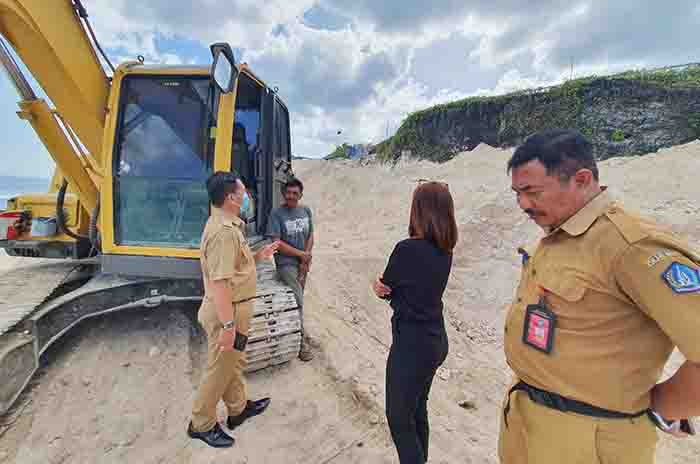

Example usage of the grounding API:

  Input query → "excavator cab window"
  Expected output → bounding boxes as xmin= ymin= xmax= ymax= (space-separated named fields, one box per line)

xmin=271 ymin=97 xmax=292 ymax=213
xmin=113 ymin=76 xmax=217 ymax=248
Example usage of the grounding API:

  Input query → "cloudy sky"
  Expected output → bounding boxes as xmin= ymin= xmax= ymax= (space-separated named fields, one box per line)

xmin=1 ymin=0 xmax=699 ymax=178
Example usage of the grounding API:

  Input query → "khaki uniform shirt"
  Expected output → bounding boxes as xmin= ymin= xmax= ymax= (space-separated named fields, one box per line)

xmin=199 ymin=207 xmax=257 ymax=321
xmin=504 ymin=188 xmax=700 ymax=414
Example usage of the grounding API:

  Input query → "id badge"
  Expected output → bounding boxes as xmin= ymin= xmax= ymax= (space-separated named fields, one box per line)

xmin=522 ymin=298 xmax=556 ymax=354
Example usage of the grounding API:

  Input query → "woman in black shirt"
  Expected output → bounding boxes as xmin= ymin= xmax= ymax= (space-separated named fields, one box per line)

xmin=373 ymin=181 xmax=458 ymax=463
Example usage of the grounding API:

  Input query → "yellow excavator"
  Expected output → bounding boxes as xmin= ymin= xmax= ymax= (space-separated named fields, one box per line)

xmin=0 ymin=0 xmax=301 ymax=415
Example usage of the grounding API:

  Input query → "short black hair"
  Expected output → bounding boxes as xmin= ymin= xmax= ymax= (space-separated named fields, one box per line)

xmin=507 ymin=129 xmax=598 ymax=181
xmin=282 ymin=176 xmax=304 ymax=194
xmin=206 ymin=171 xmax=241 ymax=207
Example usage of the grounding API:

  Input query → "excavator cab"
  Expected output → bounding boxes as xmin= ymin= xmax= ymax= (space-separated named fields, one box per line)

xmin=98 ymin=43 xmax=292 ymax=277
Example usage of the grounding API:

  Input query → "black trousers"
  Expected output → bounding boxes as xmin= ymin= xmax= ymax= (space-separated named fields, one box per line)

xmin=385 ymin=320 xmax=448 ymax=463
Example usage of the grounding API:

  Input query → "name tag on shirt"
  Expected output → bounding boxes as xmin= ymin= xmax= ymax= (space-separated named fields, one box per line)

xmin=522 ymin=297 xmax=557 ymax=354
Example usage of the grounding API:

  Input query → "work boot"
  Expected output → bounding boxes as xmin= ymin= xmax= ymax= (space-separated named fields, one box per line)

xmin=299 ymin=339 xmax=314 ymax=361
xmin=187 ymin=422 xmax=235 ymax=448
xmin=227 ymin=398 xmax=271 ymax=430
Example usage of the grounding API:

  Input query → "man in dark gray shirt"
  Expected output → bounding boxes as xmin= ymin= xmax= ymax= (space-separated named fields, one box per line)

xmin=266 ymin=177 xmax=315 ymax=361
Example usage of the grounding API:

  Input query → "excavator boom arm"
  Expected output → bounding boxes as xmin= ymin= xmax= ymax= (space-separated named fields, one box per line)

xmin=0 ymin=0 xmax=109 ymax=161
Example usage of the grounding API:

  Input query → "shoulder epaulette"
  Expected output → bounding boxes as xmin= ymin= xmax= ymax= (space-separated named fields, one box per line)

xmin=604 ymin=206 xmax=650 ymax=244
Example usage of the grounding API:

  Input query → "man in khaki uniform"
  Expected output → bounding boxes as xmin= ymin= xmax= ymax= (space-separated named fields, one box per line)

xmin=188 ymin=171 xmax=279 ymax=448
xmin=500 ymin=129 xmax=700 ymax=463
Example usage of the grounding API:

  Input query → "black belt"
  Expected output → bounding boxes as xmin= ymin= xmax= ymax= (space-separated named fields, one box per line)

xmin=503 ymin=380 xmax=647 ymax=427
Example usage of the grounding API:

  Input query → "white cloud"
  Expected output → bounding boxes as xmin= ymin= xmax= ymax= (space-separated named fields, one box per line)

xmin=161 ymin=53 xmax=185 ymax=65
xmin=89 ymin=0 xmax=316 ymax=50
xmin=6 ymin=0 xmax=697 ymax=166
xmin=470 ymin=69 xmax=560 ymax=97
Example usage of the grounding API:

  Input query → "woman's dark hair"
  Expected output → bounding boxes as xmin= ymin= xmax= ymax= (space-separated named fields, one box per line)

xmin=408 ymin=182 xmax=458 ymax=254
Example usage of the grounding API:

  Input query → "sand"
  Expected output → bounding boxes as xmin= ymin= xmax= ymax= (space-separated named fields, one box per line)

xmin=1 ymin=140 xmax=699 ymax=463
xmin=0 ymin=250 xmax=27 ymax=273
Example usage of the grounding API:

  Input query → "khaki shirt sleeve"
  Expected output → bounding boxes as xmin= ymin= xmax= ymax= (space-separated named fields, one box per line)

xmin=614 ymin=239 xmax=700 ymax=362
xmin=206 ymin=227 xmax=239 ymax=281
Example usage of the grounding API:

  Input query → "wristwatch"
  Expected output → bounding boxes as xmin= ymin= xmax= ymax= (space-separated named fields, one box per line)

xmin=222 ymin=320 xmax=235 ymax=331
xmin=648 ymin=410 xmax=696 ymax=435
xmin=648 ymin=410 xmax=676 ymax=431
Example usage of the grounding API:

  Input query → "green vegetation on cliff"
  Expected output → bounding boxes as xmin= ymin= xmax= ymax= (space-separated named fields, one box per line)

xmin=378 ymin=64 xmax=700 ymax=163
xmin=325 ymin=143 xmax=350 ymax=160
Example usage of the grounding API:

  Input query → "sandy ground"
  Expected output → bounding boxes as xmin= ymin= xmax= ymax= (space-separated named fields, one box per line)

xmin=0 ymin=250 xmax=34 ymax=273
xmin=1 ymin=141 xmax=700 ymax=463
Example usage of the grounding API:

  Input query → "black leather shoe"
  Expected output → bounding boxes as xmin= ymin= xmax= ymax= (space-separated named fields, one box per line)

xmin=227 ymin=398 xmax=271 ymax=429
xmin=187 ymin=422 xmax=235 ymax=448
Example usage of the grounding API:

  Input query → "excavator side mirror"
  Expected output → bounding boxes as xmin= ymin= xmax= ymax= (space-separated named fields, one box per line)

xmin=209 ymin=43 xmax=238 ymax=94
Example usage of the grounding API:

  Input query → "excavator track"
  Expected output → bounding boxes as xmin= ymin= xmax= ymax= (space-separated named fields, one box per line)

xmin=0 ymin=259 xmax=93 ymax=416
xmin=0 ymin=258 xmax=301 ymax=415
xmin=0 ymin=259 xmax=91 ymax=337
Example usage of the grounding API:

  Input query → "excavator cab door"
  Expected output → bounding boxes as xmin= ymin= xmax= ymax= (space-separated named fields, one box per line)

xmin=257 ymin=88 xmax=292 ymax=235
xmin=258 ymin=88 xmax=274 ymax=234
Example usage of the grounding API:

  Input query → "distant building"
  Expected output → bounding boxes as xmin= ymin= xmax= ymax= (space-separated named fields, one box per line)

xmin=346 ymin=144 xmax=370 ymax=159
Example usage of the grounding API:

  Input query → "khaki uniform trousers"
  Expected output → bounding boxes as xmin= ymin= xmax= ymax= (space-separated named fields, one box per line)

xmin=191 ymin=300 xmax=253 ymax=432
xmin=498 ymin=390 xmax=659 ymax=464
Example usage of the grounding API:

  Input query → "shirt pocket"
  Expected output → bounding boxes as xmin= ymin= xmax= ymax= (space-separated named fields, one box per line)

xmin=536 ymin=274 xmax=590 ymax=334
xmin=539 ymin=272 xmax=587 ymax=308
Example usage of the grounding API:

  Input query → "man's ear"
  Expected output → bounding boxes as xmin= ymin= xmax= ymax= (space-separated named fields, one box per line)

xmin=574 ymin=169 xmax=594 ymax=188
